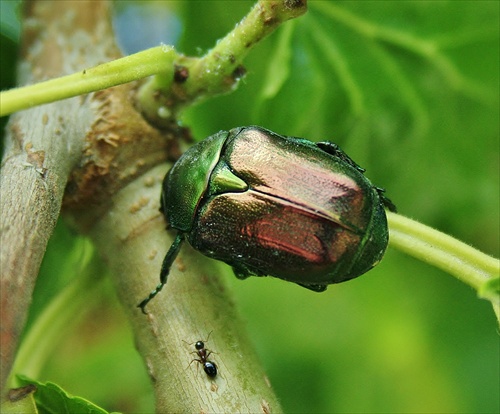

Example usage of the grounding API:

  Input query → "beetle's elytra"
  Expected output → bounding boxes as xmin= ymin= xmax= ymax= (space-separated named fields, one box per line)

xmin=138 ymin=126 xmax=395 ymax=313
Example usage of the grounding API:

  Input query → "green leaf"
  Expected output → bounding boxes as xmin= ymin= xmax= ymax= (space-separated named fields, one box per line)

xmin=259 ymin=21 xmax=295 ymax=101
xmin=17 ymin=376 xmax=110 ymax=414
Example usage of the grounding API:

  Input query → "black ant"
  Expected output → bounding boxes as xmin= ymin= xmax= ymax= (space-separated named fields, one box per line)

xmin=184 ymin=332 xmax=217 ymax=378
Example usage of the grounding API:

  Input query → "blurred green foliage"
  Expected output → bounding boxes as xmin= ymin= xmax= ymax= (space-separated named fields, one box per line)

xmin=0 ymin=0 xmax=19 ymax=155
xmin=2 ymin=1 xmax=498 ymax=413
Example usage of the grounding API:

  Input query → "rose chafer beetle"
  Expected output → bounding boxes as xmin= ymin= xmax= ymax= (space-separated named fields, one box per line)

xmin=138 ymin=126 xmax=396 ymax=313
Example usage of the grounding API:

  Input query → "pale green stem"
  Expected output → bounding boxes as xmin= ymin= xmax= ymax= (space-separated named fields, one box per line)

xmin=137 ymin=0 xmax=307 ymax=122
xmin=185 ymin=0 xmax=305 ymax=97
xmin=0 ymin=0 xmax=307 ymax=119
xmin=387 ymin=212 xmax=500 ymax=321
xmin=0 ymin=46 xmax=176 ymax=117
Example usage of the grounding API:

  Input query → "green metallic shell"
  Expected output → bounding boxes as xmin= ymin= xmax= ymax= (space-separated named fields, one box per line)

xmin=162 ymin=126 xmax=392 ymax=289
xmin=186 ymin=126 xmax=389 ymax=286
xmin=161 ymin=130 xmax=229 ymax=232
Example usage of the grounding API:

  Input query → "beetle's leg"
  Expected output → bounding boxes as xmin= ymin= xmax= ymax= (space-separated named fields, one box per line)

xmin=231 ymin=265 xmax=254 ymax=280
xmin=296 ymin=283 xmax=328 ymax=292
xmin=159 ymin=232 xmax=185 ymax=284
xmin=137 ymin=232 xmax=185 ymax=314
xmin=375 ymin=187 xmax=397 ymax=213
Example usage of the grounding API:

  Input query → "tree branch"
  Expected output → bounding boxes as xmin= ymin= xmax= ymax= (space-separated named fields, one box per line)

xmin=84 ymin=164 xmax=282 ymax=412
xmin=0 ymin=0 xmax=120 ymax=393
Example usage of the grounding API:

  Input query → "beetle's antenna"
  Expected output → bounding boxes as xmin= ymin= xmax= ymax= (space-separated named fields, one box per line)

xmin=138 ymin=232 xmax=185 ymax=314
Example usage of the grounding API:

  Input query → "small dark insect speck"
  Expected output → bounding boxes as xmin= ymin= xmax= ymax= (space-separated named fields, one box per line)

xmin=185 ymin=332 xmax=218 ymax=378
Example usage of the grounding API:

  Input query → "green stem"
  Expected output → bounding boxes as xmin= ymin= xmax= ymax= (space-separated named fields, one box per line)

xmin=387 ymin=212 xmax=500 ymax=319
xmin=0 ymin=0 xmax=307 ymax=120
xmin=7 ymin=239 xmax=101 ymax=387
xmin=185 ymin=0 xmax=306 ymax=98
xmin=0 ymin=46 xmax=176 ymax=117
xmin=137 ymin=0 xmax=307 ymax=124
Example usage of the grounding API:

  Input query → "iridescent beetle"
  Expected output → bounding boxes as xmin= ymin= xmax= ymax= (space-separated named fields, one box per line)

xmin=139 ymin=126 xmax=395 ymax=313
